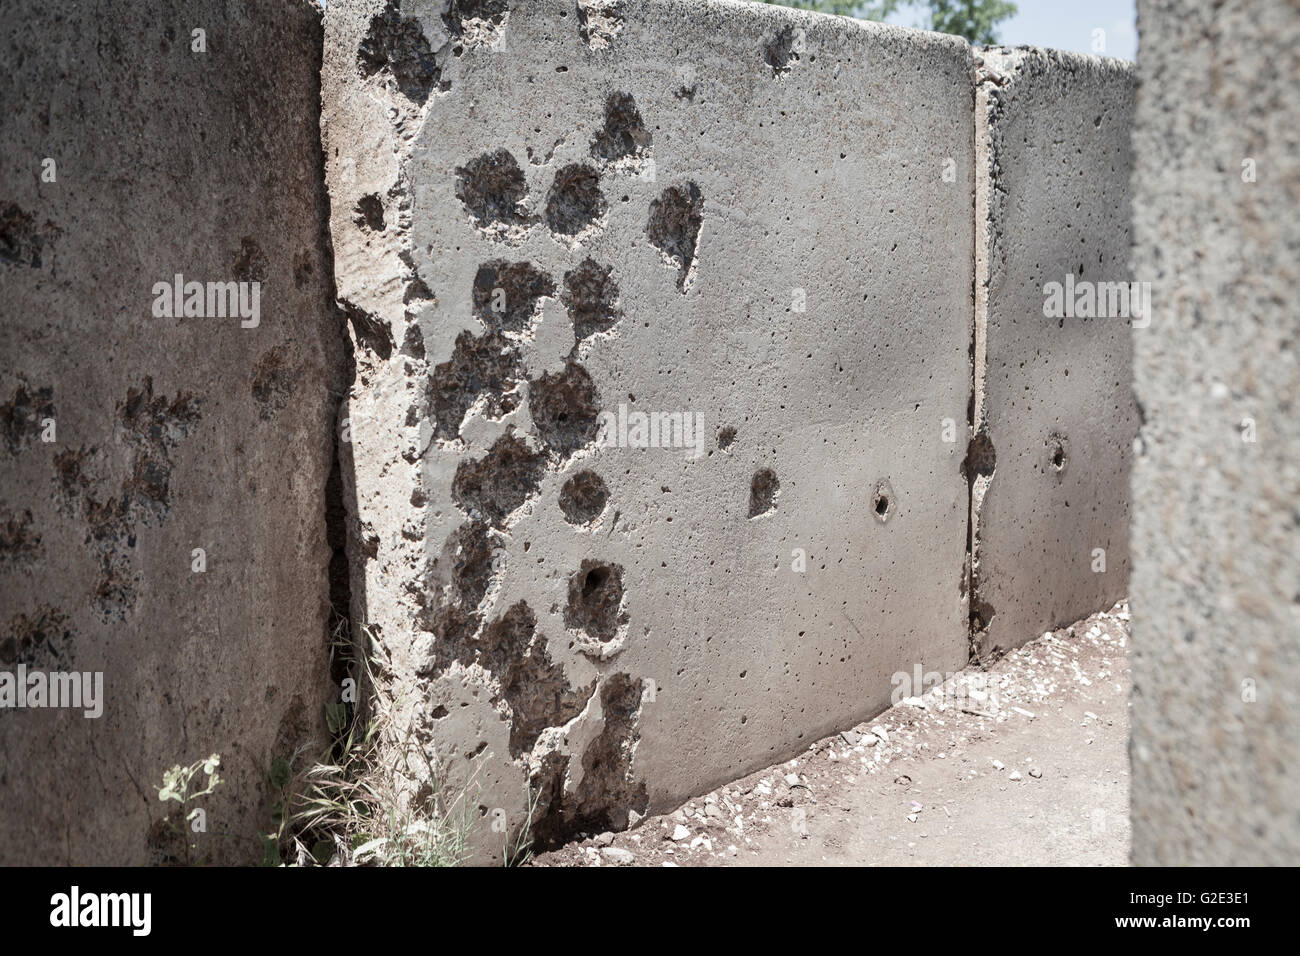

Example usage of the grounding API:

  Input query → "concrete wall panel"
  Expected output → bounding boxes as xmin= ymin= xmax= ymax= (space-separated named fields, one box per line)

xmin=323 ymin=0 xmax=974 ymax=855
xmin=971 ymin=47 xmax=1138 ymax=658
xmin=0 ymin=0 xmax=345 ymax=864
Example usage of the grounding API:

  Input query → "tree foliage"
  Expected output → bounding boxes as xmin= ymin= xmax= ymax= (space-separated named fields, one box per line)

xmin=926 ymin=0 xmax=1018 ymax=45
xmin=756 ymin=0 xmax=1017 ymax=45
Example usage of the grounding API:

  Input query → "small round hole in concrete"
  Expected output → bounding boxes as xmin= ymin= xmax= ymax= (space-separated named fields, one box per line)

xmin=559 ymin=470 xmax=608 ymax=525
xmin=1046 ymin=433 xmax=1069 ymax=475
xmin=871 ymin=479 xmax=895 ymax=524
xmin=748 ymin=468 xmax=779 ymax=518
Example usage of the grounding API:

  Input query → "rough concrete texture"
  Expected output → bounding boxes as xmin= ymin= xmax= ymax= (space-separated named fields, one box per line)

xmin=0 ymin=0 xmax=345 ymax=863
xmin=1129 ymin=0 xmax=1300 ymax=864
xmin=535 ymin=601 xmax=1132 ymax=867
xmin=322 ymin=0 xmax=973 ymax=857
xmin=971 ymin=47 xmax=1137 ymax=659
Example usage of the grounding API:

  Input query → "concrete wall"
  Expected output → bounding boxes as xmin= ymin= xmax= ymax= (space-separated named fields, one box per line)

xmin=1129 ymin=0 xmax=1300 ymax=864
xmin=0 ymin=0 xmax=1146 ymax=865
xmin=0 ymin=0 xmax=345 ymax=864
xmin=971 ymin=47 xmax=1138 ymax=658
xmin=323 ymin=0 xmax=974 ymax=855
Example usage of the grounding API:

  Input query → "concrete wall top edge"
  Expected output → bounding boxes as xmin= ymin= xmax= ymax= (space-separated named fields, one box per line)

xmin=977 ymin=43 xmax=1136 ymax=77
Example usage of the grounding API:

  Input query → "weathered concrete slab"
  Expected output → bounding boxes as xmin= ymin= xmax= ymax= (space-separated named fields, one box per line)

xmin=970 ymin=47 xmax=1138 ymax=658
xmin=1129 ymin=0 xmax=1300 ymax=864
xmin=0 ymin=0 xmax=345 ymax=864
xmin=324 ymin=0 xmax=973 ymax=856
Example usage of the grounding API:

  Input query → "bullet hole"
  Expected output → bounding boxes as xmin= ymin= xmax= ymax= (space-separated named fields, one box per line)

xmin=576 ymin=0 xmax=624 ymax=49
xmin=565 ymin=559 xmax=627 ymax=643
xmin=251 ymin=347 xmax=295 ymax=421
xmin=455 ymin=148 xmax=532 ymax=231
xmin=117 ymin=378 xmax=202 ymax=452
xmin=0 ymin=508 xmax=40 ymax=568
xmin=426 ymin=520 xmax=496 ymax=624
xmin=545 ymin=164 xmax=607 ymax=238
xmin=0 ymin=202 xmax=47 ymax=268
xmin=871 ymin=479 xmax=895 ymax=524
xmin=540 ymin=671 xmax=647 ymax=842
xmin=424 ymin=597 xmax=598 ymax=763
xmin=748 ymin=468 xmax=779 ymax=518
xmin=590 ymin=92 xmax=651 ymax=164
xmin=403 ymin=271 xmax=434 ymax=313
xmin=717 ymin=425 xmax=737 ymax=450
xmin=765 ymin=25 xmax=800 ymax=77
xmin=443 ymin=0 xmax=509 ymax=40
xmin=342 ymin=300 xmax=395 ymax=361
xmin=50 ymin=379 xmax=198 ymax=555
xmin=123 ymin=454 xmax=171 ymax=521
xmin=528 ymin=360 xmax=601 ymax=457
xmin=0 ymin=606 xmax=71 ymax=668
xmin=531 ymin=672 xmax=648 ymax=846
xmin=559 ymin=470 xmax=609 ymax=525
xmin=647 ymin=182 xmax=704 ymax=292
xmin=962 ymin=428 xmax=996 ymax=479
xmin=84 ymin=495 xmax=129 ymax=545
xmin=60 ymin=378 xmax=201 ymax=555
xmin=358 ymin=0 xmax=447 ymax=103
xmin=970 ymin=592 xmax=996 ymax=640
xmin=293 ymin=250 xmax=315 ymax=290
xmin=354 ymin=193 xmax=386 ymax=232
xmin=562 ymin=258 xmax=621 ymax=343
xmin=400 ymin=323 xmax=426 ymax=359
xmin=93 ymin=552 xmax=138 ymax=623
xmin=451 ymin=428 xmax=546 ymax=527
xmin=1046 ymin=433 xmax=1069 ymax=474
xmin=471 ymin=260 xmax=555 ymax=334
xmin=232 ymin=236 xmax=268 ymax=283
xmin=427 ymin=329 xmax=522 ymax=440
xmin=53 ymin=448 xmax=90 ymax=513
xmin=1 ymin=382 xmax=55 ymax=454
xmin=482 ymin=601 xmax=597 ymax=757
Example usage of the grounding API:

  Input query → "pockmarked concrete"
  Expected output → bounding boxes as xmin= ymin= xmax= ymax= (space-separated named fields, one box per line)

xmin=1128 ymin=0 xmax=1300 ymax=865
xmin=970 ymin=47 xmax=1138 ymax=659
xmin=0 ymin=0 xmax=346 ymax=864
xmin=323 ymin=0 xmax=973 ymax=857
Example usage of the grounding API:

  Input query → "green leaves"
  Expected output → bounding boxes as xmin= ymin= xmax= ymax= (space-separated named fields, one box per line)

xmin=754 ymin=0 xmax=1017 ymax=45
xmin=762 ymin=1 xmax=903 ymax=17
xmin=269 ymin=755 xmax=292 ymax=791
xmin=927 ymin=0 xmax=1018 ymax=46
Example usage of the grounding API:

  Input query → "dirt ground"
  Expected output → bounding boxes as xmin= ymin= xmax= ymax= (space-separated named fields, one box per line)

xmin=531 ymin=601 xmax=1131 ymax=867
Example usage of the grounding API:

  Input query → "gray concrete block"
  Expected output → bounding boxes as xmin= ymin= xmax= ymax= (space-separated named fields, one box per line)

xmin=1129 ymin=0 xmax=1300 ymax=865
xmin=0 ymin=0 xmax=346 ymax=864
xmin=971 ymin=47 xmax=1138 ymax=658
xmin=323 ymin=0 xmax=973 ymax=856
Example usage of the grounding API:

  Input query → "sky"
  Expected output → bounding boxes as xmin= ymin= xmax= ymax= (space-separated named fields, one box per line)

xmin=318 ymin=1 xmax=1138 ymax=63
xmin=884 ymin=0 xmax=1138 ymax=61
